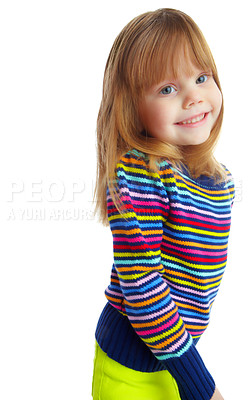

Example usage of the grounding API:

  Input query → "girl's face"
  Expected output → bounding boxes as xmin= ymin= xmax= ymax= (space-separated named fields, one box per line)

xmin=138 ymin=64 xmax=222 ymax=146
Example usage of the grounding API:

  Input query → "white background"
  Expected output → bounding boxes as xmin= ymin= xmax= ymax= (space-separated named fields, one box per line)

xmin=0 ymin=0 xmax=248 ymax=399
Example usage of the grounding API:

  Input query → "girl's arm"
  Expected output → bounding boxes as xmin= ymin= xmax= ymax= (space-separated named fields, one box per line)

xmin=106 ymin=150 xmax=216 ymax=400
xmin=211 ymin=387 xmax=224 ymax=400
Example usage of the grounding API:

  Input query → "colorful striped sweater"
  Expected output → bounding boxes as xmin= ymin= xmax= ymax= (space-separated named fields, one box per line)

xmin=95 ymin=148 xmax=235 ymax=400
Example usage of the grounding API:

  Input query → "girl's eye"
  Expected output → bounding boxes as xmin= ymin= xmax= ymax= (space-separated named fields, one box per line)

xmin=196 ymin=74 xmax=208 ymax=84
xmin=160 ymin=85 xmax=176 ymax=95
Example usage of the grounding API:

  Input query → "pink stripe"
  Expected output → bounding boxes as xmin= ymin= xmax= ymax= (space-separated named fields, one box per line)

xmin=106 ymin=288 xmax=123 ymax=297
xmin=126 ymin=282 xmax=166 ymax=301
xmin=120 ymin=187 xmax=169 ymax=203
xmin=120 ymin=196 xmax=167 ymax=208
xmin=189 ymin=330 xmax=205 ymax=335
xmin=171 ymin=209 xmax=231 ymax=225
xmin=113 ymin=236 xmax=161 ymax=243
xmin=109 ymin=302 xmax=122 ymax=312
xmin=138 ymin=313 xmax=179 ymax=336
xmin=108 ymin=188 xmax=169 ymax=205
xmin=182 ymin=316 xmax=210 ymax=324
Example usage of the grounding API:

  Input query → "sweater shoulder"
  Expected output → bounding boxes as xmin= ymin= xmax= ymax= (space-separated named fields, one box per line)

xmin=116 ymin=149 xmax=170 ymax=194
xmin=118 ymin=149 xmax=172 ymax=175
xmin=118 ymin=149 xmax=149 ymax=168
xmin=220 ymin=163 xmax=234 ymax=183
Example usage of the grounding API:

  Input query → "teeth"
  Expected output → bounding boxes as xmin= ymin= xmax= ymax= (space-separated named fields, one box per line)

xmin=179 ymin=113 xmax=205 ymax=125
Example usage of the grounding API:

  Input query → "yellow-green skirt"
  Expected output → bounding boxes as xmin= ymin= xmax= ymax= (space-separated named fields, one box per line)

xmin=92 ymin=341 xmax=181 ymax=400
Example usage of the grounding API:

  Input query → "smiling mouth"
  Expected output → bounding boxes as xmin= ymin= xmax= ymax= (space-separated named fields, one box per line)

xmin=176 ymin=113 xmax=208 ymax=125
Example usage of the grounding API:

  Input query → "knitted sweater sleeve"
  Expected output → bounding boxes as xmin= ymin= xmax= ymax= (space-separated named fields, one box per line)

xmin=106 ymin=151 xmax=216 ymax=400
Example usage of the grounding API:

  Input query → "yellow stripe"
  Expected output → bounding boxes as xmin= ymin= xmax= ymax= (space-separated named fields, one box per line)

xmin=149 ymin=325 xmax=187 ymax=349
xmin=109 ymin=212 xmax=165 ymax=222
xmin=166 ymin=221 xmax=229 ymax=237
xmin=166 ymin=276 xmax=221 ymax=290
xmin=114 ymin=250 xmax=160 ymax=258
xmin=117 ymin=163 xmax=159 ymax=178
xmin=117 ymin=272 xmax=148 ymax=280
xmin=144 ymin=320 xmax=184 ymax=344
xmin=176 ymin=182 xmax=233 ymax=200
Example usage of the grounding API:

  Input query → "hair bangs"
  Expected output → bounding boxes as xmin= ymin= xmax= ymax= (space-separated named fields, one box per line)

xmin=127 ymin=16 xmax=217 ymax=96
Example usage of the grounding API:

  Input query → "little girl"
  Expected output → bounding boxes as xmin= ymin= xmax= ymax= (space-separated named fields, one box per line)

xmin=92 ymin=8 xmax=235 ymax=400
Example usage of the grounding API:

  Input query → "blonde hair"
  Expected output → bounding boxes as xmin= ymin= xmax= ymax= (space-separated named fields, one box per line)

xmin=94 ymin=8 xmax=227 ymax=225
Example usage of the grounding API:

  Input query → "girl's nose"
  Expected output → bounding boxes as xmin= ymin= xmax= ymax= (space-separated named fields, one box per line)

xmin=182 ymin=89 xmax=203 ymax=109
